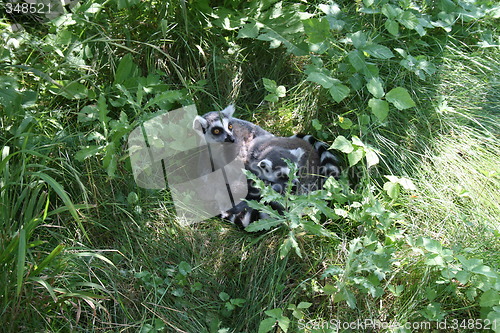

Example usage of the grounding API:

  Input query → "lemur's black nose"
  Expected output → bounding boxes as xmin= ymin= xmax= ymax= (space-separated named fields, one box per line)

xmin=225 ymin=136 xmax=235 ymax=143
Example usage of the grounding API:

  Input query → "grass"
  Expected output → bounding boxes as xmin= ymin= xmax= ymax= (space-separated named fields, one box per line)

xmin=1 ymin=0 xmax=499 ymax=331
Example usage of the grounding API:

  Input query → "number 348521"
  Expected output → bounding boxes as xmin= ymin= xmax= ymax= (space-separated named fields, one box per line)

xmin=5 ymin=2 xmax=52 ymax=14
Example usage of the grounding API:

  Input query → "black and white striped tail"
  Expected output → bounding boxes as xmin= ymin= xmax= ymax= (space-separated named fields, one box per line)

xmin=291 ymin=133 xmax=341 ymax=179
xmin=224 ymin=134 xmax=341 ymax=228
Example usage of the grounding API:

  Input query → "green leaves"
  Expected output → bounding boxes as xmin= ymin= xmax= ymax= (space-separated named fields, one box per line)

xmin=368 ymin=98 xmax=389 ymax=121
xmin=115 ymin=54 xmax=140 ymax=84
xmin=367 ymin=85 xmax=415 ymax=121
xmin=329 ymin=84 xmax=350 ymax=103
xmin=385 ymin=87 xmax=416 ymax=110
xmin=363 ymin=44 xmax=394 ymax=60
xmin=383 ymin=175 xmax=416 ymax=199
xmin=237 ymin=21 xmax=261 ymax=39
xmin=366 ymin=77 xmax=384 ymax=98
xmin=306 ymin=72 xmax=350 ymax=103
xmin=303 ymin=17 xmax=330 ymax=44
xmin=258 ymin=308 xmax=290 ymax=333
xmin=263 ymin=78 xmax=286 ymax=102
xmin=331 ymin=136 xmax=379 ymax=168
xmin=330 ymin=136 xmax=353 ymax=153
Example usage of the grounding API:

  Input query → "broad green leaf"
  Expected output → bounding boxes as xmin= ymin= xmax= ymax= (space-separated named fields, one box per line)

xmin=329 ymin=83 xmax=350 ymax=103
xmin=302 ymin=222 xmax=333 ymax=238
xmin=351 ymin=136 xmax=365 ymax=147
xmin=230 ymin=298 xmax=246 ymax=307
xmin=348 ymin=50 xmax=366 ymax=72
xmin=262 ymin=78 xmax=277 ymax=91
xmin=426 ymin=287 xmax=437 ymax=301
xmin=365 ymin=148 xmax=379 ymax=168
xmin=279 ymin=237 xmax=293 ymax=259
xmin=480 ymin=290 xmax=500 ymax=307
xmin=383 ymin=181 xmax=400 ymax=199
xmin=297 ymin=302 xmax=312 ymax=309
xmin=103 ymin=143 xmax=117 ymax=177
xmin=245 ymin=218 xmax=282 ymax=232
xmin=323 ymin=284 xmax=337 ymax=295
xmin=97 ymin=94 xmax=110 ymax=125
xmin=350 ymin=31 xmax=367 ymax=49
xmin=117 ymin=0 xmax=140 ymax=9
xmin=311 ymin=118 xmax=322 ymax=131
xmin=366 ymin=77 xmax=385 ymax=98
xmin=265 ymin=308 xmax=283 ymax=318
xmin=381 ymin=4 xmax=401 ymax=19
xmin=417 ymin=237 xmax=443 ymax=254
xmin=58 ymin=81 xmax=88 ymax=99
xmin=385 ymin=19 xmax=399 ymax=35
xmin=319 ymin=3 xmax=340 ymax=16
xmin=363 ymin=44 xmax=394 ymax=59
xmin=306 ymin=72 xmax=337 ymax=89
xmin=303 ymin=18 xmax=330 ymax=44
xmin=75 ymin=145 xmax=103 ymax=161
xmin=115 ymin=54 xmax=135 ymax=83
xmin=237 ymin=22 xmax=260 ymax=39
xmin=454 ymin=270 xmax=471 ymax=285
xmin=385 ymin=87 xmax=415 ymax=110
xmin=264 ymin=94 xmax=279 ymax=103
xmin=398 ymin=11 xmax=419 ymax=30
xmin=283 ymin=234 xmax=301 ymax=259
xmin=471 ymin=265 xmax=498 ymax=278
xmin=348 ymin=148 xmax=364 ymax=167
xmin=178 ymin=261 xmax=192 ymax=276
xmin=127 ymin=192 xmax=139 ymax=204
xmin=277 ymin=316 xmax=290 ymax=332
xmin=338 ymin=116 xmax=353 ymax=129
xmin=219 ymin=292 xmax=230 ymax=301
xmin=368 ymin=98 xmax=389 ymax=121
xmin=258 ymin=318 xmax=276 ymax=333
xmin=398 ymin=177 xmax=416 ymax=190
xmin=457 ymin=255 xmax=483 ymax=270
xmin=486 ymin=309 xmax=500 ymax=333
xmin=330 ymin=136 xmax=353 ymax=153
xmin=257 ymin=30 xmax=308 ymax=56
xmin=144 ymin=90 xmax=184 ymax=109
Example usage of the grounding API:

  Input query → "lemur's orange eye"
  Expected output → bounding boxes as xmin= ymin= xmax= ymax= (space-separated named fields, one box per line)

xmin=212 ymin=128 xmax=221 ymax=135
xmin=228 ymin=124 xmax=233 ymax=130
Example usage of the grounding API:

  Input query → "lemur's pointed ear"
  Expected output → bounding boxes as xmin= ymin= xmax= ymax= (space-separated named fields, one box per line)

xmin=257 ymin=159 xmax=272 ymax=171
xmin=193 ymin=116 xmax=208 ymax=131
xmin=221 ymin=105 xmax=235 ymax=117
xmin=290 ymin=148 xmax=305 ymax=160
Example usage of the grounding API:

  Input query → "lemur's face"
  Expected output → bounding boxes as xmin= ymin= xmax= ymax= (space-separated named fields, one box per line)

xmin=193 ymin=112 xmax=235 ymax=143
xmin=251 ymin=147 xmax=304 ymax=193
xmin=193 ymin=105 xmax=237 ymax=143
xmin=207 ymin=118 xmax=235 ymax=143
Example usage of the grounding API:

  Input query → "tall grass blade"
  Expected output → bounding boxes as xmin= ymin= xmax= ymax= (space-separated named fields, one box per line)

xmin=32 ymin=243 xmax=65 ymax=276
xmin=16 ymin=228 xmax=26 ymax=297
xmin=31 ymin=172 xmax=91 ymax=244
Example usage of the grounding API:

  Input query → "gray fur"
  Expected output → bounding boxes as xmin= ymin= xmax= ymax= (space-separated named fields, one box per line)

xmin=246 ymin=136 xmax=322 ymax=194
xmin=193 ymin=105 xmax=273 ymax=159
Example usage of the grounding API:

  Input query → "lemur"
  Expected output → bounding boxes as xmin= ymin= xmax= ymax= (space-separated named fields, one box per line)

xmin=193 ymin=105 xmax=341 ymax=228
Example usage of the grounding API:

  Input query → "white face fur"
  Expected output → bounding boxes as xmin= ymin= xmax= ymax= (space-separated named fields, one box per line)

xmin=193 ymin=105 xmax=236 ymax=143
xmin=254 ymin=147 xmax=304 ymax=183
